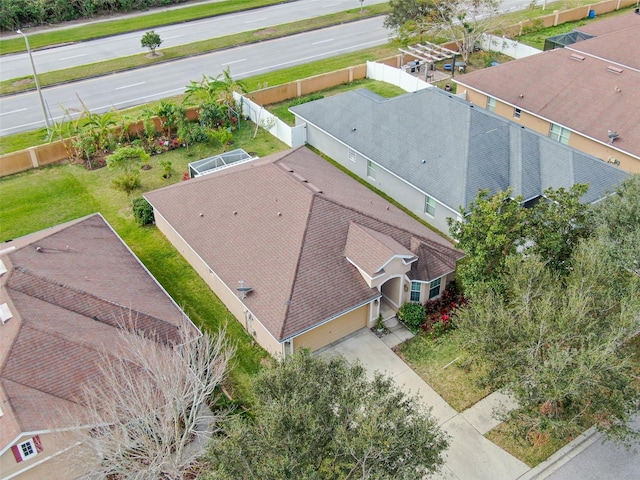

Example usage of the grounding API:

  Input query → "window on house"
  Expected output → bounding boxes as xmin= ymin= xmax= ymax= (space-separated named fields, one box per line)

xmin=429 ymin=277 xmax=442 ymax=299
xmin=367 ymin=160 xmax=376 ymax=180
xmin=424 ymin=195 xmax=436 ymax=217
xmin=348 ymin=148 xmax=356 ymax=163
xmin=486 ymin=96 xmax=496 ymax=112
xmin=514 ymin=108 xmax=521 ymax=119
xmin=410 ymin=282 xmax=421 ymax=302
xmin=549 ymin=123 xmax=570 ymax=145
xmin=11 ymin=436 xmax=42 ymax=463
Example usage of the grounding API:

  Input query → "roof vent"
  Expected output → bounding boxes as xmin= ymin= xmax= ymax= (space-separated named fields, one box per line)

xmin=570 ymin=53 xmax=585 ymax=62
xmin=237 ymin=280 xmax=253 ymax=300
xmin=606 ymin=66 xmax=623 ymax=74
xmin=292 ymin=172 xmax=307 ymax=183
xmin=0 ymin=303 xmax=13 ymax=324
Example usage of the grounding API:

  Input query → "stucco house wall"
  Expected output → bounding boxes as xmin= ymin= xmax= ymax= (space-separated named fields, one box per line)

xmin=153 ymin=211 xmax=285 ymax=357
xmin=300 ymin=120 xmax=461 ymax=236
xmin=0 ymin=431 xmax=86 ymax=480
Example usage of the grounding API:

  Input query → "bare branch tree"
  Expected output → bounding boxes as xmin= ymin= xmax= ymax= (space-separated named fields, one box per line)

xmin=70 ymin=319 xmax=234 ymax=480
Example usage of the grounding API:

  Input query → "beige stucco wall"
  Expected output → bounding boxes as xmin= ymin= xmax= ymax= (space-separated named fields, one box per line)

xmin=293 ymin=303 xmax=369 ymax=352
xmin=460 ymin=89 xmax=639 ymax=173
xmin=0 ymin=431 xmax=86 ymax=480
xmin=152 ymin=211 xmax=284 ymax=356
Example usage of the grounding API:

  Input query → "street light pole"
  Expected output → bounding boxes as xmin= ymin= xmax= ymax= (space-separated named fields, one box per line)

xmin=16 ymin=29 xmax=51 ymax=131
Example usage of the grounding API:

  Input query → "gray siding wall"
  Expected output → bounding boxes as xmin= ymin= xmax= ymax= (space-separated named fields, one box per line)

xmin=304 ymin=122 xmax=460 ymax=236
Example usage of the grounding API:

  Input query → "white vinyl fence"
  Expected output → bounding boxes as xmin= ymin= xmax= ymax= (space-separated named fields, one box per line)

xmin=366 ymin=61 xmax=432 ymax=92
xmin=479 ymin=34 xmax=542 ymax=59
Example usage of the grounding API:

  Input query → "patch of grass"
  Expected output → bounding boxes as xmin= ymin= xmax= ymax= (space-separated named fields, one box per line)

xmin=268 ymin=79 xmax=406 ymax=125
xmin=1 ymin=5 xmax=391 ymax=95
xmin=0 ymin=120 xmax=284 ymax=399
xmin=395 ymin=331 xmax=490 ymax=411
xmin=486 ymin=421 xmax=571 ymax=467
xmin=515 ymin=5 xmax=636 ymax=49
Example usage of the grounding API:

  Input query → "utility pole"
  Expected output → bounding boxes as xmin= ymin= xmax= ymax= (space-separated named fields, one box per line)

xmin=16 ymin=29 xmax=51 ymax=131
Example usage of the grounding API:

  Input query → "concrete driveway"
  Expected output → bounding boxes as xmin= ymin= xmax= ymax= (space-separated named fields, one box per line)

xmin=318 ymin=328 xmax=529 ymax=480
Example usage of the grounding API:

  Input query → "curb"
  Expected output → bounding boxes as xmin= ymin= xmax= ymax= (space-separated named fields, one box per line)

xmin=516 ymin=427 xmax=602 ymax=480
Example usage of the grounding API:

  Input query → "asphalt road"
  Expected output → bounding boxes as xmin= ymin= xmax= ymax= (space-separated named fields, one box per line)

xmin=1 ymin=0 xmax=534 ymax=81
xmin=0 ymin=0 xmax=389 ymax=81
xmin=546 ymin=416 xmax=640 ymax=480
xmin=0 ymin=16 xmax=390 ymax=136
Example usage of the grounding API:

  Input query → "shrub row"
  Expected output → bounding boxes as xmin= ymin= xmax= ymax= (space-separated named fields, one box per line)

xmin=1 ymin=0 xmax=190 ymax=31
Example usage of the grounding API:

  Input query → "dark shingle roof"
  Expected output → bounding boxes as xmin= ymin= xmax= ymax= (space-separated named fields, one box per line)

xmin=145 ymin=147 xmax=463 ymax=341
xmin=290 ymin=88 xmax=629 ymax=212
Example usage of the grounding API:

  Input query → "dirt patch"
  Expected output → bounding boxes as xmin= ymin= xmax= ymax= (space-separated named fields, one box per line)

xmin=145 ymin=51 xmax=164 ymax=59
xmin=254 ymin=28 xmax=277 ymax=37
xmin=12 ymin=78 xmax=34 ymax=87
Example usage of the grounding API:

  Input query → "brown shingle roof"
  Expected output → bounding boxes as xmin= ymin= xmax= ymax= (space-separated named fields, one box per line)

xmin=345 ymin=222 xmax=416 ymax=277
xmin=0 ymin=214 xmax=189 ymax=452
xmin=455 ymin=46 xmax=640 ymax=160
xmin=145 ymin=147 xmax=463 ymax=341
xmin=568 ymin=25 xmax=640 ymax=70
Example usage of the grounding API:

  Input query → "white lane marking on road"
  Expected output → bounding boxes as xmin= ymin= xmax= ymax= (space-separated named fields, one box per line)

xmin=0 ymin=108 xmax=27 ymax=116
xmin=323 ymin=3 xmax=341 ymax=7
xmin=312 ymin=39 xmax=334 ymax=45
xmin=59 ymin=54 xmax=88 ymax=61
xmin=221 ymin=59 xmax=248 ymax=66
xmin=163 ymin=35 xmax=184 ymax=40
xmin=115 ymin=82 xmax=146 ymax=90
xmin=245 ymin=17 xmax=267 ymax=23
xmin=238 ymin=38 xmax=388 ymax=76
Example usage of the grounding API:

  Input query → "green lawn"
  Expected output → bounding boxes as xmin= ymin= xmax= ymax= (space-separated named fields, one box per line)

xmin=267 ymin=78 xmax=407 ymax=125
xmin=396 ymin=331 xmax=490 ymax=412
xmin=0 ymin=122 xmax=286 ymax=399
xmin=486 ymin=421 xmax=572 ymax=467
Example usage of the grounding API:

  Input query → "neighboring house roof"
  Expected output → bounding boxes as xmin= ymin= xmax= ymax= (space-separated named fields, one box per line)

xmin=290 ymin=88 xmax=629 ymax=213
xmin=0 ymin=214 xmax=189 ymax=454
xmin=454 ymin=12 xmax=640 ymax=160
xmin=144 ymin=147 xmax=463 ymax=341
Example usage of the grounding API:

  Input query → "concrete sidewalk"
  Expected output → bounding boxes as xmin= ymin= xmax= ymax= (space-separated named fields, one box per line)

xmin=319 ymin=328 xmax=529 ymax=480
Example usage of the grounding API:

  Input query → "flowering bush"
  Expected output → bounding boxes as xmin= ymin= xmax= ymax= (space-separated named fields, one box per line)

xmin=422 ymin=282 xmax=467 ymax=338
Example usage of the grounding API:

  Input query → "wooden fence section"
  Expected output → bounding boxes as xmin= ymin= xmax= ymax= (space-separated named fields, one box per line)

xmin=502 ymin=0 xmax=636 ymax=37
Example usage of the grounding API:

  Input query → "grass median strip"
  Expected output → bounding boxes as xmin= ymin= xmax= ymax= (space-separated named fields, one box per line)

xmin=0 ymin=4 xmax=390 ymax=96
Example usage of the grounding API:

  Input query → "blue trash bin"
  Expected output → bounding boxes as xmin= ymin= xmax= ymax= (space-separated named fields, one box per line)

xmin=588 ymin=9 xmax=595 ymax=18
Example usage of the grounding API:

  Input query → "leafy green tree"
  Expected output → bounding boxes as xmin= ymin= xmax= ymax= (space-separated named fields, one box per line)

xmin=384 ymin=0 xmax=440 ymax=30
xmin=455 ymin=241 xmax=640 ymax=444
xmin=206 ymin=351 xmax=448 ymax=479
xmin=593 ymin=175 xmax=640 ymax=275
xmin=525 ymin=183 xmax=592 ymax=273
xmin=449 ymin=184 xmax=595 ymax=296
xmin=389 ymin=0 xmax=500 ymax=61
xmin=184 ymin=67 xmax=247 ymax=106
xmin=141 ymin=30 xmax=162 ymax=56
xmin=107 ymin=146 xmax=149 ymax=194
xmin=448 ymin=188 xmax=528 ymax=297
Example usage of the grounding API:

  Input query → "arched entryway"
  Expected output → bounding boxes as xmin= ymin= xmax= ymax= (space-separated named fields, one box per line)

xmin=379 ymin=275 xmax=403 ymax=318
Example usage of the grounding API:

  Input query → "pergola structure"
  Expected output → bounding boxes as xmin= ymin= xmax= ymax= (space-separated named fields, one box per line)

xmin=399 ymin=41 xmax=459 ymax=81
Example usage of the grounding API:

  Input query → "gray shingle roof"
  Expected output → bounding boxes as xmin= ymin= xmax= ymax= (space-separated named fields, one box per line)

xmin=290 ymin=88 xmax=629 ymax=213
